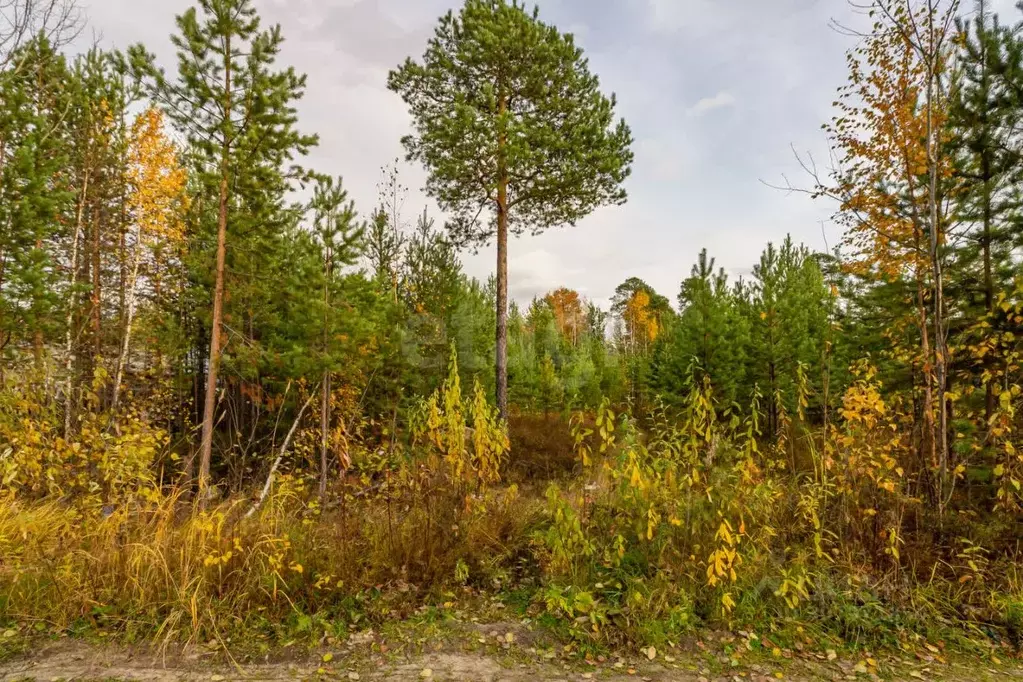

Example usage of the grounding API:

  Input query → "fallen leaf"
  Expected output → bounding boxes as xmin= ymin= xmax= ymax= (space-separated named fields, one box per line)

xmin=420 ymin=668 xmax=432 ymax=679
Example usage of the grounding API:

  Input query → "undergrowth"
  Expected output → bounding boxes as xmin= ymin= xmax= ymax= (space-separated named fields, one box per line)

xmin=1 ymin=353 xmax=1022 ymax=656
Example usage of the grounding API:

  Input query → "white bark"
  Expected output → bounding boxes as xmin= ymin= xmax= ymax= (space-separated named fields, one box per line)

xmin=110 ymin=220 xmax=142 ymax=412
xmin=63 ymin=168 xmax=87 ymax=436
xmin=245 ymin=386 xmax=319 ymax=519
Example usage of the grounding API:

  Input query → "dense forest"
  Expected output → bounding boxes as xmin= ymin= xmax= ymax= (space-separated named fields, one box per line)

xmin=3 ymin=0 xmax=1023 ymax=669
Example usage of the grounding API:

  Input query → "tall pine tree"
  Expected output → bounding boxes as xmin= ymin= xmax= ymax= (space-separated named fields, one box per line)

xmin=388 ymin=0 xmax=633 ymax=419
xmin=131 ymin=0 xmax=316 ymax=497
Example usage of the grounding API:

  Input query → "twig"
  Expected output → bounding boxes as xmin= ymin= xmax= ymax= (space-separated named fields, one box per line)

xmin=244 ymin=383 xmax=320 ymax=519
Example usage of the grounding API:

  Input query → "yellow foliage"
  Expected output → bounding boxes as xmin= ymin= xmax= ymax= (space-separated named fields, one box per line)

xmin=546 ymin=287 xmax=586 ymax=343
xmin=624 ymin=289 xmax=659 ymax=347
xmin=417 ymin=345 xmax=509 ymax=497
xmin=0 ymin=372 xmax=165 ymax=507
xmin=127 ymin=107 xmax=187 ymax=248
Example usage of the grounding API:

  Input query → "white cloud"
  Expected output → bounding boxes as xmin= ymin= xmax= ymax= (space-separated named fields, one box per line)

xmin=687 ymin=91 xmax=736 ymax=116
xmin=503 ymin=248 xmax=585 ymax=302
xmin=645 ymin=0 xmax=723 ymax=35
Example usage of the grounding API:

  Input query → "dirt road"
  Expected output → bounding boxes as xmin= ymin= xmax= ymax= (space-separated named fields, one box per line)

xmin=2 ymin=638 xmax=1022 ymax=682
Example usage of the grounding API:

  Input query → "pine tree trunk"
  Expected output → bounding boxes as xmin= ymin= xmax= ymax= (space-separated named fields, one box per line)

xmin=118 ymin=111 xmax=129 ymax=335
xmin=977 ymin=0 xmax=996 ymax=422
xmin=198 ymin=37 xmax=232 ymax=504
xmin=320 ymin=371 xmax=329 ymax=499
xmin=495 ymin=93 xmax=509 ymax=421
xmin=320 ymin=252 xmax=330 ymax=500
xmin=198 ymin=174 xmax=228 ymax=502
xmin=983 ymin=209 xmax=994 ymax=420
xmin=496 ymin=202 xmax=508 ymax=421
xmin=924 ymin=20 xmax=949 ymax=512
xmin=982 ymin=135 xmax=995 ymax=421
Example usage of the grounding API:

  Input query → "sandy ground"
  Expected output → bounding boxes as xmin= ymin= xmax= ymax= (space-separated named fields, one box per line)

xmin=2 ymin=637 xmax=1023 ymax=682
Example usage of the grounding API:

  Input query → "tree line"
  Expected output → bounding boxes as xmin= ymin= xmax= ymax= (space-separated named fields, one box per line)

xmin=1 ymin=0 xmax=1022 ymax=521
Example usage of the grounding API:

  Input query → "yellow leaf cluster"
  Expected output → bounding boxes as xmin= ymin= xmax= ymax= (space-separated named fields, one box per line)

xmin=127 ymin=108 xmax=188 ymax=251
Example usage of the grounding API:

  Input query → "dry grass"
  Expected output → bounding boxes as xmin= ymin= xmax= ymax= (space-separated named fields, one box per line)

xmin=0 ymin=477 xmax=539 ymax=644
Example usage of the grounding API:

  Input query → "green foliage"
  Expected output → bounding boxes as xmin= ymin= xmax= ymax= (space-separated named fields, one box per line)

xmin=0 ymin=37 xmax=74 ymax=360
xmin=387 ymin=0 xmax=633 ymax=243
xmin=390 ymin=0 xmax=634 ymax=416
xmin=654 ymin=249 xmax=750 ymax=406
xmin=747 ymin=238 xmax=833 ymax=432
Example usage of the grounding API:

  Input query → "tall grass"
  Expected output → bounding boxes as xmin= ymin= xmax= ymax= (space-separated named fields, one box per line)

xmin=0 ymin=478 xmax=538 ymax=644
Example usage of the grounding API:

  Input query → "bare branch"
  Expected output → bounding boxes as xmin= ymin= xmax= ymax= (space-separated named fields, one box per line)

xmin=1 ymin=0 xmax=82 ymax=71
xmin=245 ymin=384 xmax=320 ymax=518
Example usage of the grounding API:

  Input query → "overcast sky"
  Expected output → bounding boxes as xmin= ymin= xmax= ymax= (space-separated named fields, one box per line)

xmin=75 ymin=0 xmax=1021 ymax=310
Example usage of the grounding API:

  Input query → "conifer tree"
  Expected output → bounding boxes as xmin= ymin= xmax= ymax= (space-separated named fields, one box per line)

xmin=0 ymin=37 xmax=72 ymax=370
xmin=748 ymin=237 xmax=830 ymax=433
xmin=61 ymin=49 xmax=127 ymax=421
xmin=402 ymin=207 xmax=463 ymax=394
xmin=950 ymin=0 xmax=1020 ymax=419
xmin=131 ymin=0 xmax=316 ymax=497
xmin=311 ymin=175 xmax=363 ymax=498
xmin=658 ymin=249 xmax=749 ymax=406
xmin=388 ymin=0 xmax=633 ymax=419
xmin=366 ymin=207 xmax=404 ymax=294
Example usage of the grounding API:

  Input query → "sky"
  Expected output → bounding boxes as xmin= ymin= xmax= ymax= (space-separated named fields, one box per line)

xmin=74 ymin=0 xmax=1021 ymax=311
